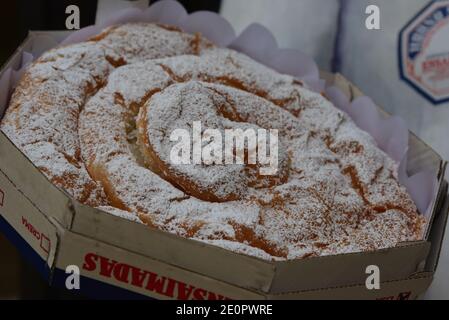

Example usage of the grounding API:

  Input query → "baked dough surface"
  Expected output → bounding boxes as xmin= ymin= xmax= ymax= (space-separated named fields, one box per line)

xmin=1 ymin=23 xmax=425 ymax=260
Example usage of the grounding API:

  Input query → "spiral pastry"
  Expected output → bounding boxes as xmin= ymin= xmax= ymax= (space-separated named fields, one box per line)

xmin=1 ymin=23 xmax=425 ymax=260
xmin=1 ymin=23 xmax=211 ymax=206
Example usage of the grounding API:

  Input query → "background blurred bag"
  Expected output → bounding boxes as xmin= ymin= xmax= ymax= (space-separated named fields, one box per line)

xmin=220 ymin=0 xmax=340 ymax=71
xmin=337 ymin=0 xmax=449 ymax=163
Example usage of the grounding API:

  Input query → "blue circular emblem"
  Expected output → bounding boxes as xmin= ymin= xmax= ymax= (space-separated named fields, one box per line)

xmin=399 ymin=0 xmax=449 ymax=105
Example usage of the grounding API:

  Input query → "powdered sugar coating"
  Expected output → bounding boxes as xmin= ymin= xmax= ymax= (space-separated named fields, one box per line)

xmin=1 ymin=23 xmax=425 ymax=260
xmin=97 ymin=206 xmax=143 ymax=224
xmin=80 ymin=42 xmax=423 ymax=260
xmin=1 ymin=23 xmax=211 ymax=206
xmin=1 ymin=42 xmax=112 ymax=205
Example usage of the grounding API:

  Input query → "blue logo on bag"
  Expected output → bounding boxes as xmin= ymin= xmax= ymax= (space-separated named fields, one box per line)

xmin=399 ymin=0 xmax=449 ymax=105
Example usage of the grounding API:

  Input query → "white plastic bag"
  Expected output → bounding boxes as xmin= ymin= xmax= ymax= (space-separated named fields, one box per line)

xmin=220 ymin=0 xmax=340 ymax=71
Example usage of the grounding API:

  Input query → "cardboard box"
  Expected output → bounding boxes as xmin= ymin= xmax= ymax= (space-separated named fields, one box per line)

xmin=0 ymin=32 xmax=448 ymax=300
